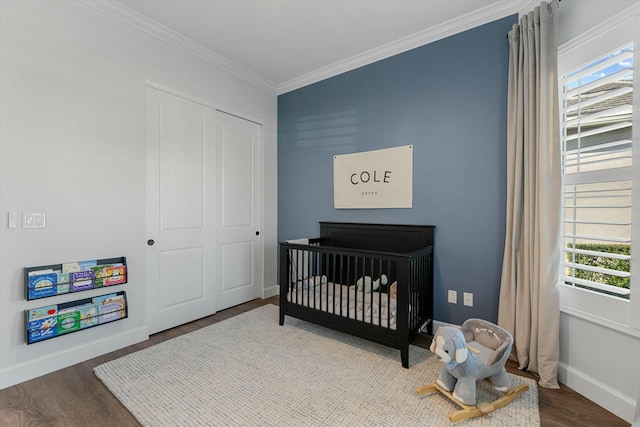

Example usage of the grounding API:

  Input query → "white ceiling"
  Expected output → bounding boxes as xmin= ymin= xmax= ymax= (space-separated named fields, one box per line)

xmin=107 ymin=0 xmax=526 ymax=93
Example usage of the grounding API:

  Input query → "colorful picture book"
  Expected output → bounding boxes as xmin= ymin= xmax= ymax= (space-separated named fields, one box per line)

xmin=26 ymin=291 xmax=127 ymax=344
xmin=94 ymin=293 xmax=127 ymax=324
xmin=27 ymin=271 xmax=57 ymax=299
xmin=26 ymin=304 xmax=59 ymax=342
xmin=93 ymin=265 xmax=127 ymax=287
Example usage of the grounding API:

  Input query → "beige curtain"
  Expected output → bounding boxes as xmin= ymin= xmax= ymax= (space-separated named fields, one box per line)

xmin=498 ymin=0 xmax=561 ymax=389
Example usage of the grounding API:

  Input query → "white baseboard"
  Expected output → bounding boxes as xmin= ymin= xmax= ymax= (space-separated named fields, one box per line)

xmin=634 ymin=385 xmax=640 ymax=426
xmin=432 ymin=319 xmax=458 ymax=332
xmin=0 ymin=326 xmax=148 ymax=390
xmin=263 ymin=284 xmax=279 ymax=299
xmin=558 ymin=361 xmax=636 ymax=423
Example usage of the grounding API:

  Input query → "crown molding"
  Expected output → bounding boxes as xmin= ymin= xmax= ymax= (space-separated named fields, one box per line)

xmin=558 ymin=1 xmax=640 ymax=56
xmin=81 ymin=0 xmax=278 ymax=94
xmin=276 ymin=0 xmax=524 ymax=94
xmin=82 ymin=0 xmax=525 ymax=97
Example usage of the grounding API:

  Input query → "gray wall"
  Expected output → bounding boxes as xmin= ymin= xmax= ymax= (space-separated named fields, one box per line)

xmin=278 ymin=15 xmax=516 ymax=325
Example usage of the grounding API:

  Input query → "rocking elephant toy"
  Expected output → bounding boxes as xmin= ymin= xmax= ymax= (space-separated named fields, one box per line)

xmin=417 ymin=318 xmax=529 ymax=423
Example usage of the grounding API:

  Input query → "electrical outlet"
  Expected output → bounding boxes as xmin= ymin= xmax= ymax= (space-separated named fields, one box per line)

xmin=448 ymin=290 xmax=457 ymax=304
xmin=463 ymin=292 xmax=473 ymax=307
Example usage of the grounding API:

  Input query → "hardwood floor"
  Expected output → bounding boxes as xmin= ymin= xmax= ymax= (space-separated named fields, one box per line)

xmin=0 ymin=297 xmax=630 ymax=427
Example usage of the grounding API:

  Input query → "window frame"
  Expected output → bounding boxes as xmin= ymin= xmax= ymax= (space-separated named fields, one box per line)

xmin=558 ymin=11 xmax=640 ymax=332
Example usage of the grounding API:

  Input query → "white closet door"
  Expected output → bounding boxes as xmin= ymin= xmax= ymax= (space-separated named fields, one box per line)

xmin=146 ymin=86 xmax=218 ymax=334
xmin=215 ymin=110 xmax=262 ymax=311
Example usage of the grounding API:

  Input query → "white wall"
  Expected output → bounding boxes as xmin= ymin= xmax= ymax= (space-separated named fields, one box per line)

xmin=0 ymin=0 xmax=277 ymax=389
xmin=555 ymin=0 xmax=640 ymax=423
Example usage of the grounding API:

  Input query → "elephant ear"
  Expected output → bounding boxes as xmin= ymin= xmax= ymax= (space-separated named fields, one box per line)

xmin=454 ymin=333 xmax=468 ymax=363
xmin=429 ymin=329 xmax=440 ymax=353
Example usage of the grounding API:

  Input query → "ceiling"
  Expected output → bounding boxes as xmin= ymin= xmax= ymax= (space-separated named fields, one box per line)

xmin=110 ymin=0 xmax=526 ymax=93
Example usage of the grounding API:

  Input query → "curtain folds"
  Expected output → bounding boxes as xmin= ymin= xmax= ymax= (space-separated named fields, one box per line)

xmin=498 ymin=0 xmax=561 ymax=389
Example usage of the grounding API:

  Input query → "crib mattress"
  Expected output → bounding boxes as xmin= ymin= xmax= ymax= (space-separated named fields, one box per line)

xmin=287 ymin=282 xmax=397 ymax=330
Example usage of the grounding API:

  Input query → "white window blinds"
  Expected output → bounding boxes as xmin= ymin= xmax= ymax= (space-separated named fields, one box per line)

xmin=561 ymin=43 xmax=633 ymax=298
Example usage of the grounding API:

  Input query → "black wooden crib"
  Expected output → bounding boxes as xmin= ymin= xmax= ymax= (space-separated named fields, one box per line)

xmin=279 ymin=222 xmax=435 ymax=368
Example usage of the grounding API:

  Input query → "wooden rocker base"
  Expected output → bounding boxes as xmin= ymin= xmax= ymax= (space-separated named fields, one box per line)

xmin=416 ymin=382 xmax=529 ymax=423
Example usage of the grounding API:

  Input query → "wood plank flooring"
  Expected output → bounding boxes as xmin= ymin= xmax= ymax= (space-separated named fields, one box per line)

xmin=0 ymin=297 xmax=630 ymax=427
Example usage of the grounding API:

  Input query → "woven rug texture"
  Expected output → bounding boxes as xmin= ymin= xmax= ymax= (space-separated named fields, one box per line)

xmin=94 ymin=304 xmax=539 ymax=426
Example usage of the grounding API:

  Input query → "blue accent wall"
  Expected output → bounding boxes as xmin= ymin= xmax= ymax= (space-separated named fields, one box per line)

xmin=277 ymin=15 xmax=517 ymax=325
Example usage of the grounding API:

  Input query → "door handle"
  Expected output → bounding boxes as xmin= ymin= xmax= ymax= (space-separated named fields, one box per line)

xmin=255 ymin=231 xmax=260 ymax=236
xmin=147 ymin=239 xmax=155 ymax=246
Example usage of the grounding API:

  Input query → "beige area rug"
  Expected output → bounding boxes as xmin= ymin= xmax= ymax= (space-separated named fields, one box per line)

xmin=94 ymin=305 xmax=539 ymax=426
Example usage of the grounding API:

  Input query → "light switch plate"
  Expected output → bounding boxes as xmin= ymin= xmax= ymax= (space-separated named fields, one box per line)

xmin=8 ymin=211 xmax=17 ymax=229
xmin=23 ymin=212 xmax=46 ymax=229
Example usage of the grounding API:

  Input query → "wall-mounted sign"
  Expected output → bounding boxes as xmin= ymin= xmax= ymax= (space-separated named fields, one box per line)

xmin=333 ymin=145 xmax=413 ymax=209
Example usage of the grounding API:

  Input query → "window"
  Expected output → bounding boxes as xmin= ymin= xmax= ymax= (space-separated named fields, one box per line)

xmin=558 ymin=6 xmax=640 ymax=330
xmin=561 ymin=44 xmax=633 ymax=299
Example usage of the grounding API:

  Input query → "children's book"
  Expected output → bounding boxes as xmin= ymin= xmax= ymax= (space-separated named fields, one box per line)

xmin=28 ymin=316 xmax=58 ymax=343
xmin=27 ymin=272 xmax=57 ymax=299
xmin=78 ymin=303 xmax=99 ymax=328
xmin=28 ymin=305 xmax=58 ymax=321
xmin=56 ymin=272 xmax=71 ymax=295
xmin=62 ymin=260 xmax=97 ymax=273
xmin=92 ymin=264 xmax=125 ymax=287
xmin=70 ymin=270 xmax=94 ymax=292
xmin=57 ymin=308 xmax=81 ymax=334
xmin=96 ymin=294 xmax=126 ymax=324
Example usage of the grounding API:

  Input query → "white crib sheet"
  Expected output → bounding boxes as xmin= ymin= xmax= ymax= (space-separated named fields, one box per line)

xmin=287 ymin=282 xmax=397 ymax=330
